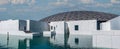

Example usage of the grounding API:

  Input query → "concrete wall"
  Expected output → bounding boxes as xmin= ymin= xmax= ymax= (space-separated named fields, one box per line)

xmin=0 ymin=20 xmax=19 ymax=31
xmin=39 ymin=22 xmax=49 ymax=32
xmin=19 ymin=20 xmax=27 ymax=31
xmin=49 ymin=20 xmax=96 ymax=48
xmin=100 ymin=22 xmax=111 ymax=31
xmin=0 ymin=20 xmax=32 ymax=36
xmin=26 ymin=20 xmax=49 ymax=33
xmin=49 ymin=20 xmax=97 ymax=34
xmin=93 ymin=31 xmax=120 ymax=49
xmin=101 ymin=16 xmax=120 ymax=30
xmin=0 ymin=20 xmax=28 ymax=31
xmin=109 ymin=16 xmax=120 ymax=30
xmin=67 ymin=20 xmax=97 ymax=34
xmin=49 ymin=21 xmax=65 ymax=34
xmin=27 ymin=20 xmax=39 ymax=32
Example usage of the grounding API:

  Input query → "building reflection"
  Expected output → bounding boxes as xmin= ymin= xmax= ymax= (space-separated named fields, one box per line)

xmin=0 ymin=34 xmax=113 ymax=49
xmin=0 ymin=34 xmax=51 ymax=49
xmin=49 ymin=33 xmax=93 ymax=49
xmin=0 ymin=35 xmax=32 ymax=49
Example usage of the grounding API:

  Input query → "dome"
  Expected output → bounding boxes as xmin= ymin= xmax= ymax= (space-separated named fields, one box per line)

xmin=40 ymin=11 xmax=118 ymax=22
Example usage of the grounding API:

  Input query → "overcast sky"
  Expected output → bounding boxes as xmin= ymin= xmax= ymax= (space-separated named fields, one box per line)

xmin=0 ymin=0 xmax=120 ymax=20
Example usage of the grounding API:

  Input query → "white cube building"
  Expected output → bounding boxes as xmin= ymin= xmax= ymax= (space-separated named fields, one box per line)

xmin=0 ymin=19 xmax=48 ymax=36
xmin=41 ymin=11 xmax=120 ymax=49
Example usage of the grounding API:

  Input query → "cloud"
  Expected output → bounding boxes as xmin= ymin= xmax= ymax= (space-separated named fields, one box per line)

xmin=0 ymin=0 xmax=9 ymax=5
xmin=50 ymin=0 xmax=75 ymax=7
xmin=111 ymin=0 xmax=120 ymax=3
xmin=15 ymin=6 xmax=41 ymax=12
xmin=9 ymin=0 xmax=35 ymax=5
xmin=51 ymin=0 xmax=68 ymax=6
xmin=78 ymin=0 xmax=94 ymax=4
xmin=50 ymin=0 xmax=73 ymax=6
xmin=0 ymin=0 xmax=36 ymax=5
xmin=95 ymin=3 xmax=113 ymax=8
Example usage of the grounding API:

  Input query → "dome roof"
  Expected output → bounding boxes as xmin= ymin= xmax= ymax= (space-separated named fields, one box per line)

xmin=40 ymin=11 xmax=118 ymax=22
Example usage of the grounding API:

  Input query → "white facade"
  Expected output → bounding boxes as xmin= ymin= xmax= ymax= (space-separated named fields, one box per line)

xmin=48 ymin=20 xmax=97 ymax=35
xmin=101 ymin=16 xmax=120 ymax=30
xmin=0 ymin=19 xmax=48 ymax=36
xmin=47 ymin=20 xmax=97 ymax=48
xmin=0 ymin=20 xmax=29 ymax=36
xmin=44 ymin=16 xmax=120 ymax=49
xmin=0 ymin=20 xmax=24 ymax=31
xmin=100 ymin=22 xmax=111 ymax=30
xmin=93 ymin=31 xmax=120 ymax=49
xmin=49 ymin=21 xmax=65 ymax=34
xmin=67 ymin=20 xmax=97 ymax=35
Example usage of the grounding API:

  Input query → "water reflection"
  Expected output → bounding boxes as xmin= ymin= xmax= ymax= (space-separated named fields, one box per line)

xmin=0 ymin=34 xmax=113 ymax=49
xmin=0 ymin=34 xmax=32 ymax=49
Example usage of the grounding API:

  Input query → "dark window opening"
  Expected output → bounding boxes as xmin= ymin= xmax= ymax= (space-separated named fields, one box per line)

xmin=54 ymin=27 xmax=55 ymax=30
xmin=75 ymin=38 xmax=79 ymax=45
xmin=51 ymin=26 xmax=53 ymax=30
xmin=97 ymin=21 xmax=106 ymax=30
xmin=24 ymin=26 xmax=26 ymax=31
xmin=75 ymin=25 xmax=79 ymax=30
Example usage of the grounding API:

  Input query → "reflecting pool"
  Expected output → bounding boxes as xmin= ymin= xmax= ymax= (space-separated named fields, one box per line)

xmin=0 ymin=34 xmax=112 ymax=49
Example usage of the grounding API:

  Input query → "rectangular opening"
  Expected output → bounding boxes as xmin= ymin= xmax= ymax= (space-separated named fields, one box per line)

xmin=97 ymin=21 xmax=106 ymax=30
xmin=51 ymin=26 xmax=53 ymax=30
xmin=75 ymin=38 xmax=79 ymax=45
xmin=75 ymin=25 xmax=79 ymax=31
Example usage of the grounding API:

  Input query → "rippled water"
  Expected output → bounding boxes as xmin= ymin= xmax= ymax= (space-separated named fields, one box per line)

xmin=0 ymin=34 xmax=112 ymax=49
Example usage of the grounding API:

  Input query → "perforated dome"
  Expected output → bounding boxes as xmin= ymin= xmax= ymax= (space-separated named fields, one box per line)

xmin=40 ymin=11 xmax=118 ymax=22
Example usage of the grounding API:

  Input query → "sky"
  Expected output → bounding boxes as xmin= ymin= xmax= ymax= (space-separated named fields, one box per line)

xmin=0 ymin=0 xmax=120 ymax=20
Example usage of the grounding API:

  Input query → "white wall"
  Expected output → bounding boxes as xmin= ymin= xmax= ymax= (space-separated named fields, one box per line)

xmin=101 ymin=16 xmax=120 ymax=30
xmin=49 ymin=21 xmax=65 ymax=46
xmin=0 ymin=20 xmax=27 ymax=32
xmin=67 ymin=20 xmax=97 ymax=34
xmin=109 ymin=16 xmax=120 ymax=30
xmin=0 ymin=20 xmax=33 ymax=36
xmin=93 ymin=31 xmax=120 ymax=49
xmin=0 ymin=20 xmax=19 ymax=31
xmin=49 ymin=20 xmax=97 ymax=34
xmin=100 ymin=22 xmax=111 ymax=31
xmin=49 ymin=21 xmax=65 ymax=34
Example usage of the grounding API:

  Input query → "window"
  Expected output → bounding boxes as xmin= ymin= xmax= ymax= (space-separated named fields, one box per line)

xmin=24 ymin=26 xmax=26 ymax=31
xmin=51 ymin=26 xmax=53 ymax=30
xmin=75 ymin=38 xmax=79 ymax=45
xmin=75 ymin=25 xmax=79 ymax=30
xmin=54 ymin=27 xmax=55 ymax=30
xmin=97 ymin=21 xmax=100 ymax=30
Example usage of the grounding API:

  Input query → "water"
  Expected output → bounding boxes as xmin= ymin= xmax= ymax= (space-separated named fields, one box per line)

xmin=0 ymin=34 xmax=112 ymax=49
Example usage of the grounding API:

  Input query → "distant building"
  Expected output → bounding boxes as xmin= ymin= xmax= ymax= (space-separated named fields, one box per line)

xmin=0 ymin=19 xmax=48 ymax=36
xmin=41 ymin=11 xmax=120 ymax=49
xmin=41 ymin=11 xmax=120 ymax=34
